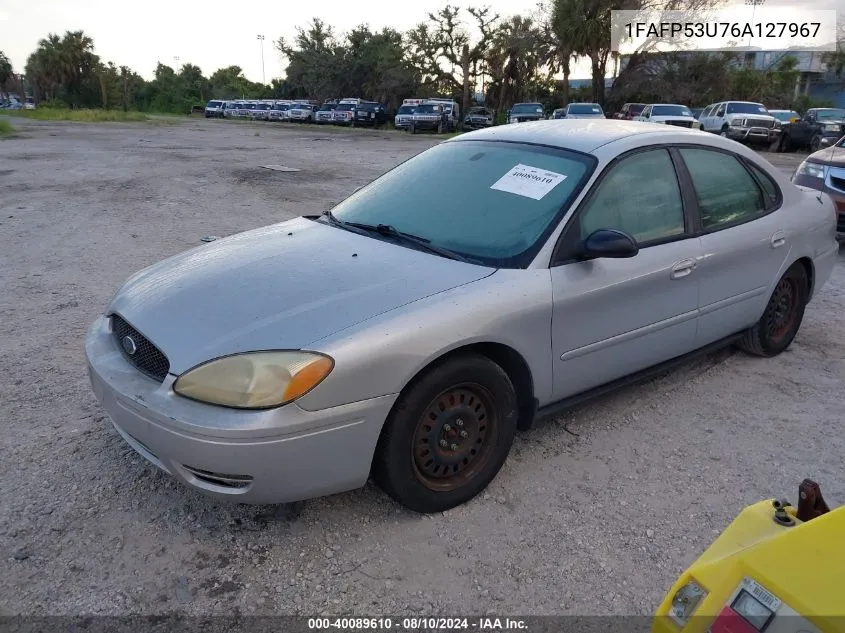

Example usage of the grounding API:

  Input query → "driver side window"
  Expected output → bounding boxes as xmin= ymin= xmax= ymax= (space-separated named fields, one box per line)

xmin=579 ymin=149 xmax=686 ymax=245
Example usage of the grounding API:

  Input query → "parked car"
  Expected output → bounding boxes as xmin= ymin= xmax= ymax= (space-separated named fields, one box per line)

xmin=288 ymin=103 xmax=316 ymax=123
xmin=508 ymin=102 xmax=545 ymax=123
xmin=237 ymin=101 xmax=257 ymax=118
xmin=223 ymin=101 xmax=242 ymax=118
xmin=791 ymin=138 xmax=845 ymax=241
xmin=23 ymin=97 xmax=35 ymax=110
xmin=204 ymin=100 xmax=226 ymax=118
xmin=616 ymin=103 xmax=646 ymax=120
xmin=314 ymin=102 xmax=338 ymax=124
xmin=251 ymin=101 xmax=274 ymax=121
xmin=561 ymin=103 xmax=605 ymax=119
xmin=332 ymin=99 xmax=361 ymax=125
xmin=86 ymin=119 xmax=838 ymax=514
xmin=551 ymin=108 xmax=566 ymax=120
xmin=463 ymin=106 xmax=494 ymax=130
xmin=423 ymin=98 xmax=461 ymax=130
xmin=409 ymin=102 xmax=451 ymax=134
xmin=394 ymin=102 xmax=419 ymax=130
xmin=774 ymin=108 xmax=845 ymax=153
xmin=636 ymin=104 xmax=701 ymax=129
xmin=267 ymin=102 xmax=292 ymax=122
xmin=698 ymin=101 xmax=778 ymax=145
xmin=769 ymin=109 xmax=800 ymax=124
xmin=353 ymin=101 xmax=388 ymax=127
xmin=689 ymin=107 xmax=704 ymax=120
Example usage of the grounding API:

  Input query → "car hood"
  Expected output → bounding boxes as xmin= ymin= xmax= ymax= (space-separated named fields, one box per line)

xmin=107 ymin=216 xmax=494 ymax=374
xmin=808 ymin=144 xmax=845 ymax=166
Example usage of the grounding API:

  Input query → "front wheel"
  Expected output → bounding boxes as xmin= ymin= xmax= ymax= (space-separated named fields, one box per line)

xmin=719 ymin=125 xmax=730 ymax=138
xmin=372 ymin=354 xmax=518 ymax=513
xmin=410 ymin=124 xmax=416 ymax=135
xmin=810 ymin=135 xmax=822 ymax=152
xmin=737 ymin=262 xmax=809 ymax=357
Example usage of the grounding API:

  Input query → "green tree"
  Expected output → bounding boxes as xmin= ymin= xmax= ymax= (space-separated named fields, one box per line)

xmin=0 ymin=51 xmax=13 ymax=100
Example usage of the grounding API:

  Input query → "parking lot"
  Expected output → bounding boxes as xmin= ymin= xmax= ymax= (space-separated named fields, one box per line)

xmin=1 ymin=116 xmax=843 ymax=617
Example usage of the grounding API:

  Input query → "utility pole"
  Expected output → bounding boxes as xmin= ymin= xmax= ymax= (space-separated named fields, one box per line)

xmin=174 ymin=56 xmax=180 ymax=69
xmin=745 ymin=0 xmax=765 ymax=50
xmin=257 ymin=35 xmax=266 ymax=85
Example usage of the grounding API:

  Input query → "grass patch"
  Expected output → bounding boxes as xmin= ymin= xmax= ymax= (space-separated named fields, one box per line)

xmin=7 ymin=108 xmax=150 ymax=122
xmin=0 ymin=119 xmax=14 ymax=137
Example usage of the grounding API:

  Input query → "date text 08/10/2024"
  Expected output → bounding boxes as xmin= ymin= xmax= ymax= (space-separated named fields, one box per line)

xmin=308 ymin=618 xmax=528 ymax=631
xmin=624 ymin=21 xmax=821 ymax=39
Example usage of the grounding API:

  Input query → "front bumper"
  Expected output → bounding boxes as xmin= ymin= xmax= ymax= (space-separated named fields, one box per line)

xmin=85 ymin=315 xmax=397 ymax=504
xmin=726 ymin=125 xmax=778 ymax=143
xmin=411 ymin=118 xmax=441 ymax=130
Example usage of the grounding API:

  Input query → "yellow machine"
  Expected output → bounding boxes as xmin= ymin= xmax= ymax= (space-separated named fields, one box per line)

xmin=653 ymin=480 xmax=844 ymax=633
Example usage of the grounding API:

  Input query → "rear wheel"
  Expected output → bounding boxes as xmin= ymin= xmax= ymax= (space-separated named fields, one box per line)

xmin=737 ymin=262 xmax=809 ymax=357
xmin=372 ymin=354 xmax=518 ymax=513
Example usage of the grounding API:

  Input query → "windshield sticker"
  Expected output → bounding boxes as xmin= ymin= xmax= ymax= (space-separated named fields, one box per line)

xmin=490 ymin=164 xmax=568 ymax=201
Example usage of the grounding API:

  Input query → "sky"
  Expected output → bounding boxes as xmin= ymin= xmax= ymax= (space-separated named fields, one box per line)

xmin=0 ymin=0 xmax=841 ymax=84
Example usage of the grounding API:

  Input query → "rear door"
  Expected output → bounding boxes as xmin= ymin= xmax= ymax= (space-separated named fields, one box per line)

xmin=676 ymin=146 xmax=789 ymax=345
xmin=549 ymin=147 xmax=701 ymax=399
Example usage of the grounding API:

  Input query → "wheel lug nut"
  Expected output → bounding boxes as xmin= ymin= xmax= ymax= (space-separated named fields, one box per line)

xmin=443 ymin=424 xmax=451 ymax=432
xmin=439 ymin=439 xmax=448 ymax=448
xmin=456 ymin=419 xmax=463 ymax=426
xmin=460 ymin=430 xmax=468 ymax=438
xmin=450 ymin=444 xmax=458 ymax=450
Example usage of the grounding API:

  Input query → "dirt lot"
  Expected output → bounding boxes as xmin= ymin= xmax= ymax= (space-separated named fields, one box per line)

xmin=1 ymin=117 xmax=843 ymax=617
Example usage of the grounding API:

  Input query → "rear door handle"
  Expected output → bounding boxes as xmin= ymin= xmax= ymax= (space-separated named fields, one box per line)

xmin=671 ymin=259 xmax=696 ymax=279
xmin=771 ymin=231 xmax=786 ymax=248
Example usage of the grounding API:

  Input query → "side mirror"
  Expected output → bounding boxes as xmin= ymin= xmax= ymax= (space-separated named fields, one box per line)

xmin=580 ymin=229 xmax=639 ymax=260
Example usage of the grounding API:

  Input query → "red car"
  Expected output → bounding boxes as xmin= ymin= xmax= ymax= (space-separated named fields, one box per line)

xmin=616 ymin=102 xmax=646 ymax=120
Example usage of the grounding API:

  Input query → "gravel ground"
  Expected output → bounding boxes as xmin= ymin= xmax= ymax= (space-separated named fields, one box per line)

xmin=1 ymin=117 xmax=842 ymax=617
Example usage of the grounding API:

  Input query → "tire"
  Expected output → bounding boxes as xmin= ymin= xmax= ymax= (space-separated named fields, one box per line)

xmin=810 ymin=135 xmax=822 ymax=152
xmin=436 ymin=121 xmax=443 ymax=134
xmin=372 ymin=354 xmax=518 ymax=513
xmin=737 ymin=262 xmax=809 ymax=357
xmin=719 ymin=125 xmax=730 ymax=138
xmin=410 ymin=124 xmax=416 ymax=135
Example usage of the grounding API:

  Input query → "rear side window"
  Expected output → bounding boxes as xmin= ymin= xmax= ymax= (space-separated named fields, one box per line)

xmin=680 ymin=148 xmax=765 ymax=229
xmin=747 ymin=163 xmax=780 ymax=207
xmin=579 ymin=149 xmax=685 ymax=244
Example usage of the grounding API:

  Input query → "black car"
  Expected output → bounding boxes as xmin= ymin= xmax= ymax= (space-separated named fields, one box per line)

xmin=463 ymin=106 xmax=494 ymax=130
xmin=352 ymin=102 xmax=388 ymax=127
xmin=508 ymin=102 xmax=545 ymax=123
xmin=774 ymin=107 xmax=845 ymax=153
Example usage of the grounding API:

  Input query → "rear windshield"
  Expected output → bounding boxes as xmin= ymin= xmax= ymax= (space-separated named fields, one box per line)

xmin=568 ymin=104 xmax=603 ymax=114
xmin=726 ymin=102 xmax=767 ymax=114
xmin=512 ymin=104 xmax=543 ymax=114
xmin=627 ymin=104 xmax=646 ymax=114
xmin=652 ymin=105 xmax=693 ymax=117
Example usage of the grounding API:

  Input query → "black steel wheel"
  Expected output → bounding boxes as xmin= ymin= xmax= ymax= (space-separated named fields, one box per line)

xmin=373 ymin=354 xmax=518 ymax=513
xmin=810 ymin=135 xmax=822 ymax=152
xmin=737 ymin=262 xmax=809 ymax=357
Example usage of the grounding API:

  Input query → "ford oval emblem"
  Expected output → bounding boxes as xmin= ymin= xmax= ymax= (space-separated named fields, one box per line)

xmin=121 ymin=335 xmax=137 ymax=356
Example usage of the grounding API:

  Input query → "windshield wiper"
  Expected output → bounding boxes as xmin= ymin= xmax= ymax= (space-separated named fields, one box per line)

xmin=322 ymin=212 xmax=474 ymax=264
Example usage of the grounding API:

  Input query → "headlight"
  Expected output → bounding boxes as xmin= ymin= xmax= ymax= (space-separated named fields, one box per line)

xmin=692 ymin=120 xmax=702 ymax=129
xmin=730 ymin=118 xmax=743 ymax=127
xmin=172 ymin=351 xmax=334 ymax=409
xmin=510 ymin=117 xmax=518 ymax=123
xmin=796 ymin=160 xmax=825 ymax=179
xmin=824 ymin=123 xmax=839 ymax=132
xmin=669 ymin=580 xmax=708 ymax=626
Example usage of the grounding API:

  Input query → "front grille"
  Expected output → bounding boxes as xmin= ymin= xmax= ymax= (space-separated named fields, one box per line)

xmin=665 ymin=120 xmax=693 ymax=128
xmin=110 ymin=314 xmax=170 ymax=382
xmin=744 ymin=118 xmax=774 ymax=128
xmin=830 ymin=176 xmax=845 ymax=192
xmin=838 ymin=213 xmax=845 ymax=233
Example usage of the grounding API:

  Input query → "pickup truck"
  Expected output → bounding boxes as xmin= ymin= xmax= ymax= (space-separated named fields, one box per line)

xmin=774 ymin=107 xmax=845 ymax=153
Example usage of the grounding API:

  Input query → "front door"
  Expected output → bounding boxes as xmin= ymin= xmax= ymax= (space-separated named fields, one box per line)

xmin=550 ymin=148 xmax=701 ymax=400
xmin=677 ymin=147 xmax=791 ymax=344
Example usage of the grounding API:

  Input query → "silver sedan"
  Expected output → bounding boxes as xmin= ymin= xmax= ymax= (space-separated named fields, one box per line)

xmin=86 ymin=120 xmax=839 ymax=513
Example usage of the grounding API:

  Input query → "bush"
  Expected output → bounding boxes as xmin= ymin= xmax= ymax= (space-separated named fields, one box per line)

xmin=38 ymin=98 xmax=69 ymax=109
xmin=11 ymin=108 xmax=149 ymax=122
xmin=0 ymin=119 xmax=14 ymax=136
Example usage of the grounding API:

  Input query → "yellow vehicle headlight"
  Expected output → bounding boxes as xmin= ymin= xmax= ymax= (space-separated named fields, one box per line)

xmin=172 ymin=351 xmax=334 ymax=409
xmin=670 ymin=580 xmax=708 ymax=626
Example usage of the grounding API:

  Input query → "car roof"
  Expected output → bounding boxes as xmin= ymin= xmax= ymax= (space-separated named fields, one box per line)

xmin=647 ymin=103 xmax=689 ymax=107
xmin=452 ymin=119 xmax=704 ymax=153
xmin=568 ymin=102 xmax=601 ymax=106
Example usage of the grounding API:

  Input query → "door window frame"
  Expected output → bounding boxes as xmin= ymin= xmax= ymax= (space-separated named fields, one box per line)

xmin=550 ymin=145 xmax=698 ymax=266
xmin=672 ymin=144 xmax=783 ymax=235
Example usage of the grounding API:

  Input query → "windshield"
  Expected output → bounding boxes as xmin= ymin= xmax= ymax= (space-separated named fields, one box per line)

xmin=273 ymin=103 xmax=289 ymax=110
xmin=726 ymin=102 xmax=767 ymax=114
xmin=652 ymin=105 xmax=693 ymax=116
xmin=771 ymin=111 xmax=797 ymax=121
xmin=512 ymin=104 xmax=543 ymax=114
xmin=329 ymin=140 xmax=595 ymax=267
xmin=815 ymin=108 xmax=845 ymax=120
xmin=207 ymin=101 xmax=222 ymax=107
xmin=469 ymin=109 xmax=491 ymax=116
xmin=335 ymin=103 xmax=356 ymax=111
xmin=568 ymin=104 xmax=603 ymax=115
xmin=415 ymin=104 xmax=441 ymax=113
xmin=627 ymin=104 xmax=646 ymax=114
xmin=398 ymin=105 xmax=416 ymax=114
xmin=244 ymin=103 xmax=256 ymax=109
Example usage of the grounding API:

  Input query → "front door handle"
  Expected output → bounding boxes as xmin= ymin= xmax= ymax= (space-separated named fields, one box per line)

xmin=771 ymin=231 xmax=786 ymax=248
xmin=671 ymin=259 xmax=696 ymax=279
